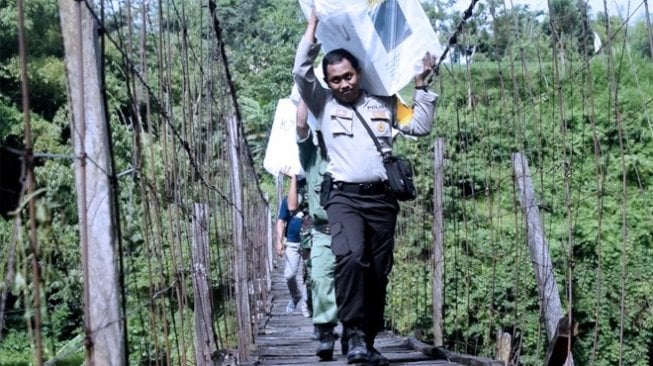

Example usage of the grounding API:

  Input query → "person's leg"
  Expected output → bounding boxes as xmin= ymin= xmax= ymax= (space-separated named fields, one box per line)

xmin=297 ymin=258 xmax=310 ymax=317
xmin=326 ymin=194 xmax=368 ymax=364
xmin=362 ymin=202 xmax=397 ymax=344
xmin=284 ymin=243 xmax=303 ymax=311
xmin=303 ymin=248 xmax=313 ymax=317
xmin=361 ymin=196 xmax=397 ymax=366
xmin=310 ymin=231 xmax=337 ymax=325
xmin=326 ymin=199 xmax=366 ymax=326
xmin=311 ymin=230 xmax=338 ymax=360
xmin=362 ymin=238 xmax=393 ymax=366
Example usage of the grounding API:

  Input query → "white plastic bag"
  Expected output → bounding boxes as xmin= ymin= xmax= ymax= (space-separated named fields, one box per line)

xmin=263 ymin=99 xmax=304 ymax=177
xmin=298 ymin=0 xmax=441 ymax=96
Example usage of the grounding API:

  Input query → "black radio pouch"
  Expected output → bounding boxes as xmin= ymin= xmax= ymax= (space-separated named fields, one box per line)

xmin=319 ymin=174 xmax=333 ymax=206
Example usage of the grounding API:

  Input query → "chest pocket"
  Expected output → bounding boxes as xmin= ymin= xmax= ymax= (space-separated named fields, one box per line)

xmin=330 ymin=109 xmax=354 ymax=136
xmin=370 ymin=112 xmax=392 ymax=138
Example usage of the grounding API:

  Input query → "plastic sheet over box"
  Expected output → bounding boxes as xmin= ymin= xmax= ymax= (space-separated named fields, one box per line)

xmin=299 ymin=0 xmax=442 ymax=96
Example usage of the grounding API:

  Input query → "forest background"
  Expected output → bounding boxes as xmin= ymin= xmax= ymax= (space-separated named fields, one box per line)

xmin=0 ymin=0 xmax=652 ymax=365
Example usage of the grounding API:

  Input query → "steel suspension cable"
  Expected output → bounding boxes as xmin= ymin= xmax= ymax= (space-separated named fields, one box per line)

xmin=82 ymin=0 xmax=237 ymax=208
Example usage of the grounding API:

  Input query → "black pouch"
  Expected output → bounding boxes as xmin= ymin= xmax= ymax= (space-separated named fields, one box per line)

xmin=384 ymin=155 xmax=416 ymax=201
xmin=319 ymin=174 xmax=333 ymax=206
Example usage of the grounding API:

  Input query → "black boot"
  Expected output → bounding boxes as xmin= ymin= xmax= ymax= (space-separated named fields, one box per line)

xmin=364 ymin=334 xmax=388 ymax=366
xmin=311 ymin=325 xmax=320 ymax=341
xmin=345 ymin=327 xmax=368 ymax=364
xmin=315 ymin=324 xmax=336 ymax=360
xmin=366 ymin=346 xmax=389 ymax=366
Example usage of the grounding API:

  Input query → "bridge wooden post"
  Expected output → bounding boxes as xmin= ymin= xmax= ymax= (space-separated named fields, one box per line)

xmin=544 ymin=313 xmax=578 ymax=366
xmin=432 ymin=137 xmax=445 ymax=347
xmin=494 ymin=330 xmax=512 ymax=364
xmin=265 ymin=199 xmax=273 ymax=289
xmin=59 ymin=1 xmax=125 ymax=365
xmin=191 ymin=203 xmax=219 ymax=365
xmin=227 ymin=115 xmax=253 ymax=363
xmin=512 ymin=153 xmax=574 ymax=365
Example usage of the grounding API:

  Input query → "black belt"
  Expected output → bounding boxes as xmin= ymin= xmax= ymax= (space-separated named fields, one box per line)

xmin=313 ymin=222 xmax=330 ymax=234
xmin=333 ymin=181 xmax=387 ymax=196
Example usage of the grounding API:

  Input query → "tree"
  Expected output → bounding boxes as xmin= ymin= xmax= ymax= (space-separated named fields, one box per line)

xmin=628 ymin=20 xmax=652 ymax=59
xmin=576 ymin=0 xmax=595 ymax=56
xmin=483 ymin=3 xmax=545 ymax=61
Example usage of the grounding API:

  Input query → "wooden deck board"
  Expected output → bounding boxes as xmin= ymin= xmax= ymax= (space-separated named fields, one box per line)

xmin=252 ymin=263 xmax=461 ymax=365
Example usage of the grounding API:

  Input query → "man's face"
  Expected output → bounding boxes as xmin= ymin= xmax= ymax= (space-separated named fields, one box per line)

xmin=325 ymin=59 xmax=361 ymax=104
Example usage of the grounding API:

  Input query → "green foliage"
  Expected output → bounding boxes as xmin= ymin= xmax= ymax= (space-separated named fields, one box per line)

xmin=216 ymin=0 xmax=305 ymax=193
xmin=0 ymin=331 xmax=33 ymax=365
xmin=0 ymin=0 xmax=62 ymax=62
xmin=0 ymin=330 xmax=84 ymax=366
xmin=0 ymin=96 xmax=22 ymax=138
xmin=548 ymin=0 xmax=581 ymax=38
xmin=1 ymin=1 xmax=652 ymax=365
xmin=386 ymin=39 xmax=653 ymax=363
xmin=629 ymin=21 xmax=653 ymax=59
xmin=381 ymin=11 xmax=653 ymax=362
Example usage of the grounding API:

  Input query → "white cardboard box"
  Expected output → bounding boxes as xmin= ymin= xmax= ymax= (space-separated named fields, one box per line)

xmin=299 ymin=0 xmax=442 ymax=96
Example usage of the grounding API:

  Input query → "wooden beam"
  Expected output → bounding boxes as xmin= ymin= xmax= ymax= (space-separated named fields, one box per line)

xmin=59 ymin=1 xmax=125 ymax=364
xmin=266 ymin=201 xmax=273 ymax=291
xmin=544 ymin=314 xmax=578 ymax=366
xmin=192 ymin=203 xmax=219 ymax=365
xmin=512 ymin=153 xmax=564 ymax=339
xmin=494 ymin=330 xmax=511 ymax=364
xmin=406 ymin=337 xmax=505 ymax=365
xmin=512 ymin=153 xmax=574 ymax=365
xmin=227 ymin=115 xmax=253 ymax=362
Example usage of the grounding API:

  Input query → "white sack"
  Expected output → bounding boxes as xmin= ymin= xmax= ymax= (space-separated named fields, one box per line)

xmin=298 ymin=0 xmax=442 ymax=96
xmin=263 ymin=99 xmax=304 ymax=177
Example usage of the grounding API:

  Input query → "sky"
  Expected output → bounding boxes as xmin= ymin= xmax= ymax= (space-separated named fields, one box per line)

xmin=453 ymin=0 xmax=651 ymax=22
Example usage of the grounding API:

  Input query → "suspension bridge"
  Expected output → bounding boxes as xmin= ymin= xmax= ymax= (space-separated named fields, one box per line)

xmin=1 ymin=0 xmax=652 ymax=365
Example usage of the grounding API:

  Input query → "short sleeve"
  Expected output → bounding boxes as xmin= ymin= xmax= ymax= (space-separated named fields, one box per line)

xmin=277 ymin=197 xmax=290 ymax=221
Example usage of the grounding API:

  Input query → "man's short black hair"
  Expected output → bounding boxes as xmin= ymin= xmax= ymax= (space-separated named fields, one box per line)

xmin=322 ymin=48 xmax=360 ymax=80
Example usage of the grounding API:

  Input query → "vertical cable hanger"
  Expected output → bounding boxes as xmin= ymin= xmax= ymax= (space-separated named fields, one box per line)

xmin=16 ymin=0 xmax=43 ymax=363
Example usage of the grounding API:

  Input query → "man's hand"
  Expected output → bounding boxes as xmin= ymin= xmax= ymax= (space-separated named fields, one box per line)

xmin=304 ymin=8 xmax=319 ymax=43
xmin=280 ymin=165 xmax=293 ymax=177
xmin=275 ymin=241 xmax=285 ymax=257
xmin=308 ymin=8 xmax=318 ymax=29
xmin=280 ymin=165 xmax=301 ymax=180
xmin=415 ymin=52 xmax=437 ymax=87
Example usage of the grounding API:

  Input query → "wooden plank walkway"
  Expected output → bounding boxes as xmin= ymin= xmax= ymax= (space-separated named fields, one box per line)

xmin=252 ymin=262 xmax=464 ymax=365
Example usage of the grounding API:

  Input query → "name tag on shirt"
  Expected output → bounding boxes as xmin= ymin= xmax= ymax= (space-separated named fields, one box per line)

xmin=372 ymin=110 xmax=389 ymax=120
xmin=333 ymin=108 xmax=352 ymax=119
